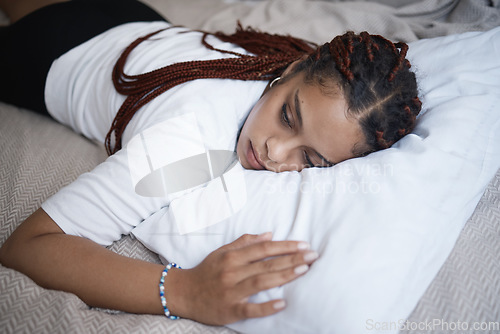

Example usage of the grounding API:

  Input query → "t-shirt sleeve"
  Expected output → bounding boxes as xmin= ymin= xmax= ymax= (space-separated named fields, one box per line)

xmin=42 ymin=147 xmax=168 ymax=246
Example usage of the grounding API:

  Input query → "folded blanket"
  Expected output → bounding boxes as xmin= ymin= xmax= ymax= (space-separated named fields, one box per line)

xmin=143 ymin=0 xmax=500 ymax=42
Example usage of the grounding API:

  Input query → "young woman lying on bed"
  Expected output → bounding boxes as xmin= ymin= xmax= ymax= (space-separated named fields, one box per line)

xmin=0 ymin=0 xmax=421 ymax=326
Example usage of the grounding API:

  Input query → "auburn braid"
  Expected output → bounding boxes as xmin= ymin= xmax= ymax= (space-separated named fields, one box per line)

xmin=288 ymin=31 xmax=421 ymax=154
xmin=106 ymin=24 xmax=316 ymax=154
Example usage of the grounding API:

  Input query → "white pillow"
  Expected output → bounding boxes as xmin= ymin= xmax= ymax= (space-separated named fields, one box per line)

xmin=131 ymin=27 xmax=500 ymax=333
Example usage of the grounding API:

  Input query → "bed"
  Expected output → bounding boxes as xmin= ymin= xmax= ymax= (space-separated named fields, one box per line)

xmin=1 ymin=1 xmax=499 ymax=333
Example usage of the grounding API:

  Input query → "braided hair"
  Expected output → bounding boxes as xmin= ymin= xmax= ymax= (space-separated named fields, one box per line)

xmin=107 ymin=24 xmax=315 ymax=154
xmin=282 ymin=31 xmax=421 ymax=155
xmin=107 ymin=25 xmax=421 ymax=156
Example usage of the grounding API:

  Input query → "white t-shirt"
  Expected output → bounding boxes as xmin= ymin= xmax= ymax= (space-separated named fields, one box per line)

xmin=42 ymin=21 xmax=268 ymax=245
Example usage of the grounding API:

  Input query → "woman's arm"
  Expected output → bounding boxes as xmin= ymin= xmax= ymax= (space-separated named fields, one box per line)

xmin=0 ymin=208 xmax=165 ymax=314
xmin=0 ymin=208 xmax=317 ymax=325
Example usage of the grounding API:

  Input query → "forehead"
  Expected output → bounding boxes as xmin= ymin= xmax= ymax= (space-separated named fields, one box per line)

xmin=292 ymin=74 xmax=364 ymax=164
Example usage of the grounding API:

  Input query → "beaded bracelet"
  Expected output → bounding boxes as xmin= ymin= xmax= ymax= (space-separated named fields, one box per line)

xmin=159 ymin=262 xmax=181 ymax=320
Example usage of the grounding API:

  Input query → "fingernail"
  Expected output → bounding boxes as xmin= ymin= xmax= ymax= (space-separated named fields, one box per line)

xmin=294 ymin=264 xmax=309 ymax=275
xmin=303 ymin=251 xmax=319 ymax=263
xmin=273 ymin=300 xmax=286 ymax=310
xmin=297 ymin=242 xmax=310 ymax=250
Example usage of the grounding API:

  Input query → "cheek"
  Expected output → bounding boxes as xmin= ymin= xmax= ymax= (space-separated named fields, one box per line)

xmin=242 ymin=99 xmax=269 ymax=133
xmin=236 ymin=104 xmax=261 ymax=151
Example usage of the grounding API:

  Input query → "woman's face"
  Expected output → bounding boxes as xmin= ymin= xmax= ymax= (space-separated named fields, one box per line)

xmin=236 ymin=72 xmax=365 ymax=172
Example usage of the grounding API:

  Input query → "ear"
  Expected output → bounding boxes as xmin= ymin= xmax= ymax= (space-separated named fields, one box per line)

xmin=281 ymin=54 xmax=309 ymax=78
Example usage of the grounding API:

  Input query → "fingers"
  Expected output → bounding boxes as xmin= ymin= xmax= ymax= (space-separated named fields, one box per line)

xmin=229 ymin=238 xmax=311 ymax=264
xmin=217 ymin=232 xmax=273 ymax=253
xmin=194 ymin=233 xmax=319 ymax=325
xmin=216 ymin=233 xmax=319 ymax=293
xmin=236 ymin=258 xmax=314 ymax=299
xmin=232 ymin=299 xmax=287 ymax=321
xmin=236 ymin=248 xmax=318 ymax=282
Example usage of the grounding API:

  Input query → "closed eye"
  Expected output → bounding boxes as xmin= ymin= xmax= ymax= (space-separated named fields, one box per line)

xmin=282 ymin=103 xmax=317 ymax=168
xmin=281 ymin=103 xmax=292 ymax=128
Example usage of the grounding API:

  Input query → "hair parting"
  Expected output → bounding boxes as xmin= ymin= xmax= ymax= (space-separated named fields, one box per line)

xmin=290 ymin=31 xmax=421 ymax=153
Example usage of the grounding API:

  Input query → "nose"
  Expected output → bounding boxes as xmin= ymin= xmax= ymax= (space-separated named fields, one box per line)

xmin=266 ymin=135 xmax=298 ymax=164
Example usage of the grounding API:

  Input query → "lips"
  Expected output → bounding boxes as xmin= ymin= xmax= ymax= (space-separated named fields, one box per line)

xmin=246 ymin=141 xmax=265 ymax=170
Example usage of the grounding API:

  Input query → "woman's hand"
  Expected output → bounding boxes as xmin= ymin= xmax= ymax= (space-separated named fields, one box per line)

xmin=0 ymin=209 xmax=317 ymax=324
xmin=166 ymin=232 xmax=319 ymax=325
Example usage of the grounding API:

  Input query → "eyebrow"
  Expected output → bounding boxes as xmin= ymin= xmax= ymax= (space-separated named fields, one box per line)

xmin=294 ymin=90 xmax=303 ymax=128
xmin=294 ymin=89 xmax=335 ymax=167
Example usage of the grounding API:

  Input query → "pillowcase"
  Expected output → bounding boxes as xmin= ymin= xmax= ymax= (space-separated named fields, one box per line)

xmin=131 ymin=27 xmax=500 ymax=333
